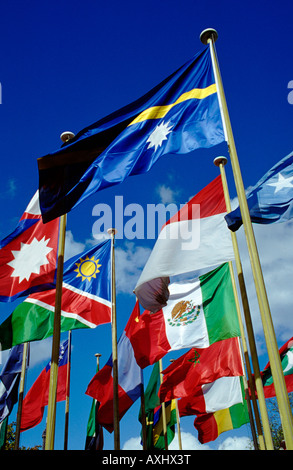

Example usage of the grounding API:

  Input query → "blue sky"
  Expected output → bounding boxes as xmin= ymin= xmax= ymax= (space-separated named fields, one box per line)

xmin=0 ymin=0 xmax=293 ymax=451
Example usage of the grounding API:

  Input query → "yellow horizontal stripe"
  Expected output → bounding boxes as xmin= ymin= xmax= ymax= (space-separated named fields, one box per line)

xmin=129 ymin=84 xmax=217 ymax=126
xmin=214 ymin=408 xmax=233 ymax=435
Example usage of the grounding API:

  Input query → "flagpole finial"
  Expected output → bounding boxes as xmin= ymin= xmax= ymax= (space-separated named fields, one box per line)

xmin=200 ymin=28 xmax=218 ymax=45
xmin=60 ymin=131 xmax=75 ymax=143
xmin=214 ymin=156 xmax=228 ymax=167
xmin=107 ymin=228 xmax=118 ymax=236
xmin=95 ymin=353 xmax=102 ymax=358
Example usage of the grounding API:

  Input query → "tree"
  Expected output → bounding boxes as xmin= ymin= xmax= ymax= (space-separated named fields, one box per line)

xmin=1 ymin=422 xmax=41 ymax=451
xmin=267 ymin=392 xmax=293 ymax=450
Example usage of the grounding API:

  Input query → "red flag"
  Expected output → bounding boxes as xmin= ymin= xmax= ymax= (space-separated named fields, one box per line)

xmin=135 ymin=176 xmax=234 ymax=312
xmin=158 ymin=337 xmax=243 ymax=402
xmin=86 ymin=303 xmax=143 ymax=433
xmin=259 ymin=337 xmax=293 ymax=398
xmin=20 ymin=340 xmax=69 ymax=432
xmin=0 ymin=192 xmax=59 ymax=302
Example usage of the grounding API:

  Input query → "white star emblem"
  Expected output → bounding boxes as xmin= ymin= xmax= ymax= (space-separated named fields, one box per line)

xmin=267 ymin=173 xmax=293 ymax=193
xmin=7 ymin=236 xmax=53 ymax=283
xmin=146 ymin=121 xmax=173 ymax=151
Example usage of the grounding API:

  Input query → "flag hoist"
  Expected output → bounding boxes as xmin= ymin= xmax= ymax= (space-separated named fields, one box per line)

xmin=214 ymin=155 xmax=272 ymax=450
xmin=201 ymin=28 xmax=293 ymax=448
xmin=45 ymin=131 xmax=74 ymax=450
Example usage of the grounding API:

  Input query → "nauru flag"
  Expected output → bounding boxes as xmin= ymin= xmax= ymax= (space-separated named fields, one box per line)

xmin=134 ymin=176 xmax=234 ymax=312
xmin=86 ymin=303 xmax=143 ymax=433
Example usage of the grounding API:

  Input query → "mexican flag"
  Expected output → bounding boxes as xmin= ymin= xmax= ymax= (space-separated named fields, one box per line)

xmin=128 ymin=263 xmax=240 ymax=369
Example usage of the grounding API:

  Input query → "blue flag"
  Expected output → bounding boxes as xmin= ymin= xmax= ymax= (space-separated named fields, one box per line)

xmin=0 ymin=344 xmax=26 ymax=422
xmin=225 ymin=151 xmax=293 ymax=231
xmin=38 ymin=47 xmax=224 ymax=222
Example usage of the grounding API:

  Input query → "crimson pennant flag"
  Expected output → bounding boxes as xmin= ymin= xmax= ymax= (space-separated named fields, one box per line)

xmin=20 ymin=339 xmax=69 ymax=432
xmin=260 ymin=336 xmax=293 ymax=398
xmin=0 ymin=191 xmax=59 ymax=302
xmin=158 ymin=337 xmax=243 ymax=403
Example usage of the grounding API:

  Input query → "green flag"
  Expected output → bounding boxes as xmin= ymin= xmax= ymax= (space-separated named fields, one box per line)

xmin=139 ymin=362 xmax=176 ymax=449
xmin=0 ymin=418 xmax=8 ymax=450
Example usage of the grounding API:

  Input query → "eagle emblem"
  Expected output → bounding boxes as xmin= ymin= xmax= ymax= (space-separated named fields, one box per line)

xmin=167 ymin=300 xmax=200 ymax=327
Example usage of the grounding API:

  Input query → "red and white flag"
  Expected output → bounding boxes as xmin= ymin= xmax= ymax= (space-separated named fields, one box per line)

xmin=0 ymin=191 xmax=59 ymax=302
xmin=134 ymin=176 xmax=234 ymax=312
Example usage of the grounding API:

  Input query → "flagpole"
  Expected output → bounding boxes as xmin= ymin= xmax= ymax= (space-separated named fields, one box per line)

xmin=201 ymin=28 xmax=293 ymax=449
xmin=64 ymin=330 xmax=72 ymax=450
xmin=214 ymin=156 xmax=272 ymax=450
xmin=45 ymin=131 xmax=74 ymax=450
xmin=14 ymin=342 xmax=29 ymax=450
xmin=159 ymin=359 xmax=168 ymax=450
xmin=170 ymin=359 xmax=182 ymax=450
xmin=107 ymin=227 xmax=120 ymax=451
xmin=140 ymin=376 xmax=148 ymax=450
xmin=227 ymin=264 xmax=259 ymax=450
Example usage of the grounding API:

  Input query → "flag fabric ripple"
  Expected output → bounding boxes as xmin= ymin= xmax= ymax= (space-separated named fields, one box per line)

xmin=20 ymin=340 xmax=69 ymax=432
xmin=0 ymin=239 xmax=111 ymax=350
xmin=86 ymin=303 xmax=143 ymax=433
xmin=134 ymin=176 xmax=234 ymax=312
xmin=0 ymin=191 xmax=59 ymax=302
xmin=38 ymin=47 xmax=225 ymax=222
xmin=225 ymin=150 xmax=293 ymax=231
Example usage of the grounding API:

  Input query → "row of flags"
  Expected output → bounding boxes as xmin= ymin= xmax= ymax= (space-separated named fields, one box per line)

xmin=0 ymin=35 xmax=292 ymax=449
xmin=0 ymin=153 xmax=293 ymax=447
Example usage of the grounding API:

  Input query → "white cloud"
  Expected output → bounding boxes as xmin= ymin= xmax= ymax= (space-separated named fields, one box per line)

xmin=29 ymin=337 xmax=52 ymax=367
xmin=0 ymin=337 xmax=52 ymax=371
xmin=122 ymin=432 xmax=253 ymax=451
xmin=235 ymin=219 xmax=293 ymax=348
xmin=156 ymin=184 xmax=180 ymax=204
xmin=115 ymin=242 xmax=152 ymax=295
xmin=122 ymin=436 xmax=142 ymax=450
xmin=168 ymin=431 xmax=211 ymax=450
xmin=218 ymin=436 xmax=253 ymax=450
xmin=64 ymin=230 xmax=86 ymax=261
xmin=122 ymin=431 xmax=211 ymax=451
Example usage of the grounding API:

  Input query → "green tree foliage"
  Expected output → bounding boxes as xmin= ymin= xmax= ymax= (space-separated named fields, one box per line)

xmin=267 ymin=392 xmax=293 ymax=450
xmin=1 ymin=422 xmax=41 ymax=451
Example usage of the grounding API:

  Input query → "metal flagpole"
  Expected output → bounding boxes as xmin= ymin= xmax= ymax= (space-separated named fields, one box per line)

xmin=45 ymin=131 xmax=74 ymax=450
xmin=107 ymin=227 xmax=120 ymax=450
xmin=214 ymin=156 xmax=273 ymax=450
xmin=14 ymin=342 xmax=29 ymax=450
xmin=201 ymin=28 xmax=293 ymax=449
xmin=228 ymin=262 xmax=259 ymax=450
xmin=64 ymin=330 xmax=72 ymax=450
xmin=159 ymin=359 xmax=168 ymax=450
